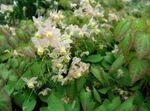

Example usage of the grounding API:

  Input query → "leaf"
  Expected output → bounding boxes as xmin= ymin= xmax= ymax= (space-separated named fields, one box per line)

xmin=135 ymin=33 xmax=150 ymax=59
xmin=64 ymin=98 xmax=80 ymax=111
xmin=40 ymin=107 xmax=48 ymax=111
xmin=107 ymin=97 xmax=121 ymax=111
xmin=47 ymin=93 xmax=65 ymax=111
xmin=94 ymin=105 xmax=107 ymax=111
xmin=80 ymin=89 xmax=91 ymax=111
xmin=22 ymin=98 xmax=36 ymax=111
xmin=14 ymin=90 xmax=35 ymax=108
xmin=109 ymin=55 xmax=124 ymax=73
xmin=93 ymin=88 xmax=101 ymax=103
xmin=101 ymin=60 xmax=110 ymax=70
xmin=118 ymin=33 xmax=132 ymax=56
xmin=131 ymin=19 xmax=146 ymax=32
xmin=133 ymin=91 xmax=144 ymax=106
xmin=67 ymin=81 xmax=76 ymax=99
xmin=0 ymin=89 xmax=12 ymax=111
xmin=129 ymin=58 xmax=149 ymax=83
xmin=114 ymin=19 xmax=132 ymax=42
xmin=104 ymin=53 xmax=114 ymax=64
xmin=76 ymin=76 xmax=86 ymax=92
xmin=98 ymin=87 xmax=111 ymax=94
xmin=117 ymin=96 xmax=134 ymax=111
xmin=91 ymin=65 xmax=108 ymax=85
xmin=83 ymin=54 xmax=103 ymax=63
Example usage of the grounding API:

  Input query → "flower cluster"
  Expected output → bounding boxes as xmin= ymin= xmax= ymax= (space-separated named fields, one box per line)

xmin=31 ymin=0 xmax=122 ymax=85
xmin=74 ymin=0 xmax=104 ymax=18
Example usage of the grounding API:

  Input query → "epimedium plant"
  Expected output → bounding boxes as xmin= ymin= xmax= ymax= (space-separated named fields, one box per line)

xmin=0 ymin=0 xmax=150 ymax=111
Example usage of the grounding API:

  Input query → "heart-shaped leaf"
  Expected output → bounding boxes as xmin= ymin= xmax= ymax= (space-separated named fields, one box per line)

xmin=47 ymin=93 xmax=65 ymax=111
xmin=114 ymin=19 xmax=132 ymax=42
xmin=129 ymin=58 xmax=149 ymax=83
xmin=135 ymin=33 xmax=150 ymax=59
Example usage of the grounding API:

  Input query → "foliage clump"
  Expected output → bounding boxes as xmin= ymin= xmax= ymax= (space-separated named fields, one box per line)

xmin=0 ymin=0 xmax=150 ymax=111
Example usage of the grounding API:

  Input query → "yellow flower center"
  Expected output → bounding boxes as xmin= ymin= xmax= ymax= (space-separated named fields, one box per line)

xmin=56 ymin=63 xmax=63 ymax=68
xmin=79 ymin=31 xmax=84 ymax=37
xmin=35 ymin=32 xmax=41 ymax=38
xmin=53 ymin=15 xmax=60 ymax=20
xmin=60 ymin=47 xmax=67 ymax=55
xmin=37 ymin=47 xmax=44 ymax=56
xmin=64 ymin=55 xmax=70 ymax=63
xmin=27 ymin=82 xmax=34 ymax=89
xmin=57 ymin=75 xmax=63 ymax=80
xmin=46 ymin=31 xmax=53 ymax=38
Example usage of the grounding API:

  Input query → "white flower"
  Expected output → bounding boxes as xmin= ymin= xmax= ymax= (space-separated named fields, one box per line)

xmin=0 ymin=4 xmax=13 ymax=13
xmin=80 ymin=51 xmax=89 ymax=57
xmin=32 ymin=17 xmax=61 ymax=50
xmin=22 ymin=77 xmax=38 ymax=89
xmin=39 ymin=88 xmax=51 ymax=96
xmin=122 ymin=0 xmax=132 ymax=2
xmin=70 ymin=3 xmax=77 ymax=8
xmin=51 ymin=74 xmax=64 ymax=82
xmin=49 ymin=10 xmax=64 ymax=21
xmin=67 ymin=57 xmax=90 ymax=80
xmin=108 ymin=13 xmax=118 ymax=21
xmin=117 ymin=69 xmax=124 ymax=78
xmin=112 ymin=45 xmax=119 ymax=54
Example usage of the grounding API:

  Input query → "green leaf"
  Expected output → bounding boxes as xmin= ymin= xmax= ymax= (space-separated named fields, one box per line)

xmin=14 ymin=90 xmax=35 ymax=108
xmin=104 ymin=53 xmax=114 ymax=64
xmin=98 ymin=87 xmax=111 ymax=94
xmin=93 ymin=88 xmax=101 ymax=103
xmin=114 ymin=19 xmax=132 ymax=42
xmin=94 ymin=105 xmax=107 ymax=111
xmin=117 ymin=96 xmax=134 ymax=111
xmin=134 ymin=91 xmax=144 ymax=106
xmin=67 ymin=81 xmax=76 ymax=99
xmin=80 ymin=89 xmax=91 ymax=111
xmin=101 ymin=60 xmax=110 ymax=70
xmin=91 ymin=65 xmax=108 ymax=85
xmin=84 ymin=54 xmax=103 ymax=63
xmin=131 ymin=19 xmax=145 ymax=31
xmin=76 ymin=76 xmax=86 ymax=92
xmin=0 ymin=89 xmax=12 ymax=111
xmin=64 ymin=97 xmax=80 ymax=111
xmin=119 ymin=33 xmax=132 ymax=56
xmin=40 ymin=107 xmax=48 ymax=111
xmin=109 ymin=55 xmax=124 ymax=73
xmin=135 ymin=33 xmax=150 ymax=59
xmin=129 ymin=58 xmax=149 ymax=83
xmin=107 ymin=97 xmax=121 ymax=111
xmin=47 ymin=93 xmax=65 ymax=111
xmin=22 ymin=98 xmax=36 ymax=111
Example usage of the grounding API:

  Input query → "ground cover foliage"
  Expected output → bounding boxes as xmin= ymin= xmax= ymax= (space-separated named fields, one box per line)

xmin=0 ymin=0 xmax=150 ymax=111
